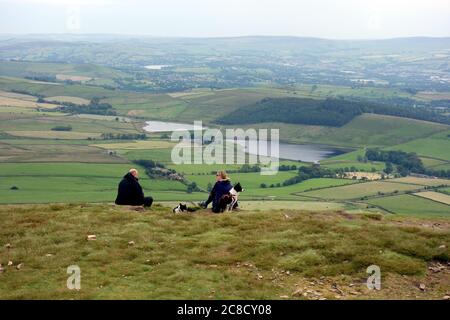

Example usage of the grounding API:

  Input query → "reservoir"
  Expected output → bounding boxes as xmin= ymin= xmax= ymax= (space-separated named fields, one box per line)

xmin=143 ymin=121 xmax=348 ymax=162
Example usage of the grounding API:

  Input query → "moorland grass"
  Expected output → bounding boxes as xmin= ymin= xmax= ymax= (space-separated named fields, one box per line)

xmin=0 ymin=203 xmax=448 ymax=299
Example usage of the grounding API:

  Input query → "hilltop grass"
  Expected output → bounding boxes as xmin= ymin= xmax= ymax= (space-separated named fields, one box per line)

xmin=0 ymin=203 xmax=448 ymax=299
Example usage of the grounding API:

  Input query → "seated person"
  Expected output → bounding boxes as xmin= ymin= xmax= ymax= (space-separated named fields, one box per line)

xmin=200 ymin=170 xmax=235 ymax=213
xmin=115 ymin=168 xmax=153 ymax=207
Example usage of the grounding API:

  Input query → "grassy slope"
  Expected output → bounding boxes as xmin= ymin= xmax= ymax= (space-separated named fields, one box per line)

xmin=315 ymin=114 xmax=448 ymax=147
xmin=0 ymin=203 xmax=448 ymax=299
xmin=231 ymin=114 xmax=448 ymax=148
xmin=385 ymin=130 xmax=450 ymax=162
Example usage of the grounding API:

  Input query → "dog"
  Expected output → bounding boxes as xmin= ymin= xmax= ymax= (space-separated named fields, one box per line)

xmin=172 ymin=203 xmax=200 ymax=213
xmin=227 ymin=182 xmax=244 ymax=211
xmin=172 ymin=203 xmax=188 ymax=213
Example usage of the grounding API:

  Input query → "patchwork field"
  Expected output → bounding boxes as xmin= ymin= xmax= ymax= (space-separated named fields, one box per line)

xmin=390 ymin=177 xmax=450 ymax=187
xmin=92 ymin=140 xmax=176 ymax=150
xmin=186 ymin=171 xmax=299 ymax=190
xmin=0 ymin=162 xmax=189 ymax=204
xmin=367 ymin=194 xmax=450 ymax=217
xmin=0 ymin=142 xmax=127 ymax=163
xmin=240 ymin=178 xmax=358 ymax=200
xmin=0 ymin=62 xmax=449 ymax=218
xmin=300 ymin=181 xmax=425 ymax=201
xmin=414 ymin=192 xmax=450 ymax=205
xmin=46 ymin=96 xmax=91 ymax=104
xmin=6 ymin=130 xmax=102 ymax=140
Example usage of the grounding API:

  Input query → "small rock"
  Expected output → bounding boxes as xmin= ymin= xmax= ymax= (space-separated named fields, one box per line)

xmin=45 ymin=254 xmax=53 ymax=257
xmin=209 ymin=264 xmax=218 ymax=268
xmin=7 ymin=261 xmax=13 ymax=266
xmin=286 ymin=271 xmax=290 ymax=275
xmin=319 ymin=297 xmax=327 ymax=300
xmin=439 ymin=245 xmax=446 ymax=249
xmin=16 ymin=263 xmax=22 ymax=270
xmin=292 ymin=288 xmax=303 ymax=296
xmin=350 ymin=291 xmax=359 ymax=295
xmin=443 ymin=295 xmax=450 ymax=300
xmin=87 ymin=235 xmax=97 ymax=241
xmin=419 ymin=283 xmax=426 ymax=291
xmin=279 ymin=295 xmax=289 ymax=299
xmin=334 ymin=295 xmax=341 ymax=299
xmin=4 ymin=243 xmax=11 ymax=249
xmin=284 ymin=214 xmax=291 ymax=219
xmin=428 ymin=263 xmax=445 ymax=273
xmin=128 ymin=241 xmax=135 ymax=246
xmin=257 ymin=274 xmax=263 ymax=280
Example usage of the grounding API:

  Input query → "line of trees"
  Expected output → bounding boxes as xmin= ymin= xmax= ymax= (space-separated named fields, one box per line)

xmin=282 ymin=165 xmax=334 ymax=186
xmin=51 ymin=125 xmax=72 ymax=131
xmin=100 ymin=133 xmax=146 ymax=140
xmin=46 ymin=97 xmax=117 ymax=116
xmin=365 ymin=149 xmax=450 ymax=178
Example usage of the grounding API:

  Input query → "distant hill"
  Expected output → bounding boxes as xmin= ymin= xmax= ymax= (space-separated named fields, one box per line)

xmin=217 ymin=97 xmax=450 ymax=127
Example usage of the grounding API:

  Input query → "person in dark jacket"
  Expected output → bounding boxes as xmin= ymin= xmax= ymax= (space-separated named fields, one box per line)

xmin=200 ymin=170 xmax=233 ymax=213
xmin=115 ymin=169 xmax=153 ymax=207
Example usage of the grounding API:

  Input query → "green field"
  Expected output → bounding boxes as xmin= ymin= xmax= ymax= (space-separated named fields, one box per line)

xmin=367 ymin=194 xmax=450 ymax=217
xmin=389 ymin=177 xmax=450 ymax=187
xmin=386 ymin=130 xmax=450 ymax=162
xmin=186 ymin=171 xmax=299 ymax=190
xmin=316 ymin=114 xmax=448 ymax=147
xmin=0 ymin=162 xmax=189 ymax=204
xmin=300 ymin=181 xmax=425 ymax=200
xmin=223 ymin=113 xmax=448 ymax=147
xmin=241 ymin=178 xmax=359 ymax=200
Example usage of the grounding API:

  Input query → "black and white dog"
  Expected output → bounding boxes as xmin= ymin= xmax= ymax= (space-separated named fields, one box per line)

xmin=227 ymin=182 xmax=244 ymax=211
xmin=172 ymin=203 xmax=188 ymax=213
xmin=172 ymin=203 xmax=199 ymax=213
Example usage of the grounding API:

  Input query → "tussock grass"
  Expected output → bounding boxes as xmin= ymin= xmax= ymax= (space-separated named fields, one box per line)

xmin=0 ymin=204 xmax=448 ymax=299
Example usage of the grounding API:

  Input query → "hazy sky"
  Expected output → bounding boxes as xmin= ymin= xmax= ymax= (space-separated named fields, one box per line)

xmin=0 ymin=0 xmax=449 ymax=39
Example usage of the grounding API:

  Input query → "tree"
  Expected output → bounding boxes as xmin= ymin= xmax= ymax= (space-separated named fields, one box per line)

xmin=385 ymin=162 xmax=394 ymax=174
xmin=187 ymin=182 xmax=197 ymax=193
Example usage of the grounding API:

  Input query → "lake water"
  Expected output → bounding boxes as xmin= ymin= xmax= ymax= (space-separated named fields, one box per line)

xmin=143 ymin=121 xmax=347 ymax=162
xmin=144 ymin=65 xmax=170 ymax=70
